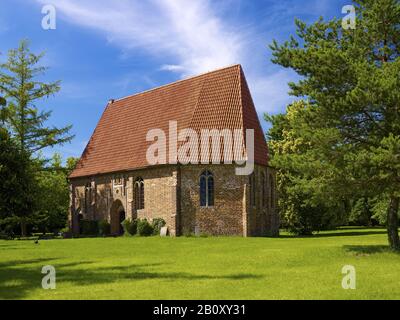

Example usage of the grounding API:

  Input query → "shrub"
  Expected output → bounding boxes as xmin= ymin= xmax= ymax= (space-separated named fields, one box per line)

xmin=137 ymin=219 xmax=153 ymax=236
xmin=98 ymin=220 xmax=111 ymax=236
xmin=80 ymin=219 xmax=98 ymax=235
xmin=60 ymin=227 xmax=70 ymax=234
xmin=32 ymin=232 xmax=55 ymax=239
xmin=129 ymin=219 xmax=138 ymax=235
xmin=0 ymin=229 xmax=14 ymax=240
xmin=151 ymin=218 xmax=166 ymax=235
xmin=120 ymin=219 xmax=137 ymax=236
xmin=60 ymin=227 xmax=72 ymax=238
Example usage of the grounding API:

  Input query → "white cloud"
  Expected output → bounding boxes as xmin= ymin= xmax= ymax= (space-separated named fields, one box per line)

xmin=248 ymin=70 xmax=298 ymax=114
xmin=159 ymin=64 xmax=186 ymax=72
xmin=35 ymin=0 xmax=243 ymax=76
xmin=35 ymin=0 xmax=299 ymax=115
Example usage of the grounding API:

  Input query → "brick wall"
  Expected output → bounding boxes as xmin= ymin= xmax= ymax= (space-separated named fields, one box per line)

xmin=69 ymin=164 xmax=279 ymax=237
xmin=69 ymin=165 xmax=179 ymax=235
xmin=246 ymin=165 xmax=279 ymax=237
xmin=180 ymin=164 xmax=247 ymax=236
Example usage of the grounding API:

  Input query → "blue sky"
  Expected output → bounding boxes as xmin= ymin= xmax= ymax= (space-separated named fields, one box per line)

xmin=0 ymin=0 xmax=349 ymax=160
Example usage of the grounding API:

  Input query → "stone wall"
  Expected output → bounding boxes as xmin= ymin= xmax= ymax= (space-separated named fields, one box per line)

xmin=69 ymin=164 xmax=279 ymax=237
xmin=69 ymin=165 xmax=179 ymax=235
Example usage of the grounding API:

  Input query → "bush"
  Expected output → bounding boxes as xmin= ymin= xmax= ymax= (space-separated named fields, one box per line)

xmin=151 ymin=218 xmax=166 ymax=235
xmin=121 ymin=219 xmax=137 ymax=236
xmin=80 ymin=219 xmax=98 ymax=235
xmin=98 ymin=220 xmax=111 ymax=236
xmin=137 ymin=219 xmax=153 ymax=236
xmin=0 ymin=229 xmax=14 ymax=240
xmin=60 ymin=226 xmax=69 ymax=234
xmin=129 ymin=219 xmax=138 ymax=235
xmin=32 ymin=232 xmax=55 ymax=239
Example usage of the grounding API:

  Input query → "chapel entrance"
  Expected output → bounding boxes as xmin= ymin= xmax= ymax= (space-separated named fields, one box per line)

xmin=110 ymin=200 xmax=126 ymax=236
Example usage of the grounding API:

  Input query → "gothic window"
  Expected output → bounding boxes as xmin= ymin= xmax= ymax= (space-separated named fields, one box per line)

xmin=134 ymin=178 xmax=144 ymax=210
xmin=200 ymin=170 xmax=214 ymax=207
xmin=113 ymin=175 xmax=123 ymax=186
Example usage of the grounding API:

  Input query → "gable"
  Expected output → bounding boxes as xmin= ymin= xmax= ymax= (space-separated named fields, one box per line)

xmin=69 ymin=65 xmax=268 ymax=178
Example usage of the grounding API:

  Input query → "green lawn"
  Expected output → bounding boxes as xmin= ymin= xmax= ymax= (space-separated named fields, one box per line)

xmin=0 ymin=227 xmax=399 ymax=300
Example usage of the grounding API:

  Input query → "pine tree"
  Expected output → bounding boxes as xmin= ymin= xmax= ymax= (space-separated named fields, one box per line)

xmin=0 ymin=39 xmax=73 ymax=154
xmin=0 ymin=96 xmax=6 ymax=123
xmin=270 ymin=0 xmax=400 ymax=249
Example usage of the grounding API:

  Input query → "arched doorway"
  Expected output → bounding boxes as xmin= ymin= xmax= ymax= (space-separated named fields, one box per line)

xmin=110 ymin=200 xmax=126 ymax=236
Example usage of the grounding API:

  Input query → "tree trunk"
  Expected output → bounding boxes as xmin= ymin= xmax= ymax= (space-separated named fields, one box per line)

xmin=387 ymin=196 xmax=400 ymax=251
xmin=20 ymin=219 xmax=27 ymax=237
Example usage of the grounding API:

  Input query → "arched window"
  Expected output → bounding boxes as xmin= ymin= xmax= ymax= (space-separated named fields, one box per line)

xmin=200 ymin=170 xmax=214 ymax=207
xmin=134 ymin=178 xmax=144 ymax=210
xmin=249 ymin=173 xmax=256 ymax=207
xmin=269 ymin=174 xmax=274 ymax=209
xmin=261 ymin=172 xmax=266 ymax=208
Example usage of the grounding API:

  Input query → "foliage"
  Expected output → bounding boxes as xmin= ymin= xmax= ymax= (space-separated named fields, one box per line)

xmin=0 ymin=96 xmax=6 ymax=122
xmin=137 ymin=219 xmax=154 ymax=237
xmin=268 ymin=0 xmax=400 ymax=249
xmin=32 ymin=153 xmax=77 ymax=234
xmin=98 ymin=220 xmax=111 ymax=237
xmin=80 ymin=219 xmax=99 ymax=236
xmin=0 ymin=128 xmax=39 ymax=236
xmin=0 ymin=39 xmax=73 ymax=153
xmin=0 ymin=40 xmax=76 ymax=236
xmin=371 ymin=194 xmax=392 ymax=225
xmin=151 ymin=218 xmax=166 ymax=236
xmin=266 ymin=102 xmax=348 ymax=235
xmin=121 ymin=219 xmax=137 ymax=236
xmin=349 ymin=198 xmax=374 ymax=226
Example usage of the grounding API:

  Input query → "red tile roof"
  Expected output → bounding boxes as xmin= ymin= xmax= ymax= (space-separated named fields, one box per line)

xmin=69 ymin=64 xmax=269 ymax=178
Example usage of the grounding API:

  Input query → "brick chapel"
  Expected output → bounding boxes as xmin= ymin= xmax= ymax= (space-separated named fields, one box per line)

xmin=68 ymin=65 xmax=279 ymax=237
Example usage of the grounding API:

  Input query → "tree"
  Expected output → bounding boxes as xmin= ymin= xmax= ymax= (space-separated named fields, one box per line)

xmin=0 ymin=128 xmax=38 ymax=237
xmin=0 ymin=40 xmax=75 ymax=236
xmin=33 ymin=154 xmax=79 ymax=233
xmin=269 ymin=0 xmax=400 ymax=249
xmin=266 ymin=102 xmax=348 ymax=235
xmin=0 ymin=96 xmax=6 ymax=120
xmin=0 ymin=39 xmax=73 ymax=154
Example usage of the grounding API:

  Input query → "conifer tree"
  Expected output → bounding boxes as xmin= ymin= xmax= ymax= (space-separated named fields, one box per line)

xmin=0 ymin=40 xmax=73 ymax=154
xmin=270 ymin=0 xmax=400 ymax=249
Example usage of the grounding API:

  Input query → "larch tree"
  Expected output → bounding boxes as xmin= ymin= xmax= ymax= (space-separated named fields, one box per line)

xmin=0 ymin=40 xmax=74 ymax=236
xmin=0 ymin=39 xmax=73 ymax=154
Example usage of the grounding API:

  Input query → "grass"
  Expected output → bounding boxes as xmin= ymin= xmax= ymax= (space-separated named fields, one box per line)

xmin=0 ymin=227 xmax=399 ymax=300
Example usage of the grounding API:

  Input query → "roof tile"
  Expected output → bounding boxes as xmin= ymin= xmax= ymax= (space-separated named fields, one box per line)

xmin=69 ymin=65 xmax=268 ymax=178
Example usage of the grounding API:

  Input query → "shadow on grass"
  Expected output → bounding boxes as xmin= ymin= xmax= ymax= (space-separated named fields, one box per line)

xmin=0 ymin=258 xmax=263 ymax=299
xmin=278 ymin=230 xmax=387 ymax=239
xmin=343 ymin=245 xmax=398 ymax=255
xmin=312 ymin=230 xmax=387 ymax=238
xmin=0 ymin=243 xmax=33 ymax=250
